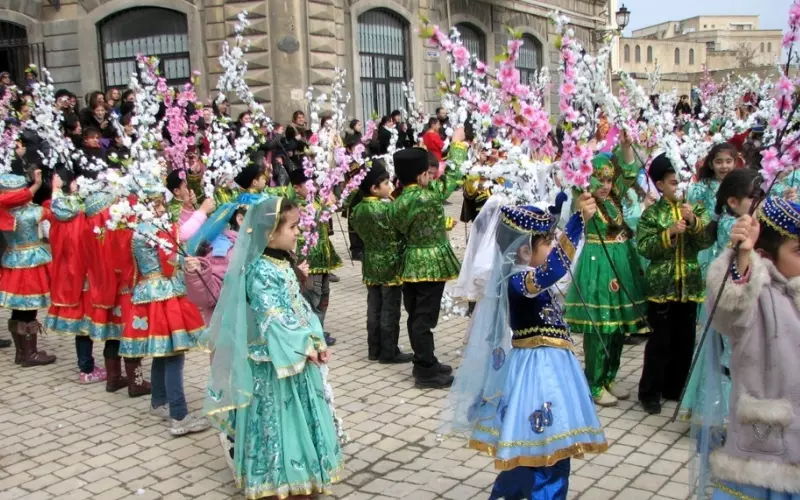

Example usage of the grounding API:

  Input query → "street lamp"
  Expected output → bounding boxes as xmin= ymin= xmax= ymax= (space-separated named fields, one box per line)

xmin=616 ymin=5 xmax=631 ymax=33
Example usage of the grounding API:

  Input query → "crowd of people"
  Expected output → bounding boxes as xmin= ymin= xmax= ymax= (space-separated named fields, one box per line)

xmin=0 ymin=4 xmax=799 ymax=498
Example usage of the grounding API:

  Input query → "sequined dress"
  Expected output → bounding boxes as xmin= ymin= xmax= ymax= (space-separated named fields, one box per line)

xmin=0 ymin=202 xmax=52 ymax=310
xmin=119 ymin=222 xmax=205 ymax=357
xmin=469 ymin=213 xmax=608 ymax=470
xmin=687 ymin=178 xmax=721 ymax=277
xmin=678 ymin=213 xmax=735 ymax=422
xmin=229 ymin=254 xmax=343 ymax=499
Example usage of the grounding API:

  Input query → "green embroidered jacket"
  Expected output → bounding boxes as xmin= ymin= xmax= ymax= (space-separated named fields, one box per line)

xmin=392 ymin=142 xmax=466 ymax=282
xmin=636 ymin=197 xmax=713 ymax=302
xmin=350 ymin=197 xmax=403 ymax=286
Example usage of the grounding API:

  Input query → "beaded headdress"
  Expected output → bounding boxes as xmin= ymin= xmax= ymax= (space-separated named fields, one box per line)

xmin=0 ymin=173 xmax=27 ymax=192
xmin=500 ymin=192 xmax=569 ymax=235
xmin=757 ymin=197 xmax=800 ymax=238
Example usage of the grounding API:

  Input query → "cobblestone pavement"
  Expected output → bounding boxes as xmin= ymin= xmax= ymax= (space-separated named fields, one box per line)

xmin=0 ymin=193 xmax=695 ymax=500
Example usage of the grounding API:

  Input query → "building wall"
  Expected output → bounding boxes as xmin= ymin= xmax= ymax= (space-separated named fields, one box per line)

xmin=0 ymin=0 xmax=606 ymax=123
xmin=619 ymin=38 xmax=706 ymax=74
xmin=632 ymin=15 xmax=761 ymax=39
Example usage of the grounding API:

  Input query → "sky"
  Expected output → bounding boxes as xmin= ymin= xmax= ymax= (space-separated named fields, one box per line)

xmin=620 ymin=0 xmax=793 ymax=35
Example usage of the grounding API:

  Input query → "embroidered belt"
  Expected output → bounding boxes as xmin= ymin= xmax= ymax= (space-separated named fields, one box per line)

xmin=8 ymin=241 xmax=45 ymax=250
xmin=586 ymin=233 xmax=629 ymax=244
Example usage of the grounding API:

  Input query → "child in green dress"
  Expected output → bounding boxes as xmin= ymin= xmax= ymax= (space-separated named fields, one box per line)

xmin=204 ymin=196 xmax=344 ymax=499
xmin=564 ymin=134 xmax=649 ymax=407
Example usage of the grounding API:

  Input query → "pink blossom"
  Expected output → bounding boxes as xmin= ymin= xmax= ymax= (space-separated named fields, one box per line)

xmin=309 ymin=133 xmax=319 ymax=146
xmin=492 ymin=114 xmax=506 ymax=128
xmin=784 ymin=30 xmax=798 ymax=49
xmin=452 ymin=45 xmax=470 ymax=70
xmin=777 ymin=76 xmax=794 ymax=97
xmin=498 ymin=65 xmax=520 ymax=87
xmin=508 ymin=39 xmax=523 ymax=55
xmin=475 ymin=61 xmax=487 ymax=76
xmin=478 ymin=101 xmax=491 ymax=115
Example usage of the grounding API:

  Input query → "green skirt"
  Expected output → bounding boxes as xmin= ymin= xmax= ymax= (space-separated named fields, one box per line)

xmin=235 ymin=359 xmax=344 ymax=499
xmin=564 ymin=240 xmax=649 ymax=335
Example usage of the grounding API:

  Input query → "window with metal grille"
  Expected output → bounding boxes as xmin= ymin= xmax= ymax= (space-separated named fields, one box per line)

xmin=0 ymin=22 xmax=45 ymax=86
xmin=674 ymin=48 xmax=680 ymax=65
xmin=98 ymin=7 xmax=190 ymax=89
xmin=689 ymin=48 xmax=695 ymax=65
xmin=357 ymin=9 xmax=409 ymax=125
xmin=647 ymin=46 xmax=653 ymax=63
xmin=635 ymin=45 xmax=641 ymax=63
xmin=517 ymin=35 xmax=542 ymax=86
xmin=455 ymin=22 xmax=486 ymax=62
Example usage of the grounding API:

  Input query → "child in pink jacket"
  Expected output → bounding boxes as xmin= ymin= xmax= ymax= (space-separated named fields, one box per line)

xmin=183 ymin=207 xmax=246 ymax=324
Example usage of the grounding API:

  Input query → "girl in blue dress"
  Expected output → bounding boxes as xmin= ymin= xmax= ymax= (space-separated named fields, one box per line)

xmin=679 ymin=168 xmax=760 ymax=423
xmin=687 ymin=142 xmax=738 ymax=277
xmin=442 ymin=192 xmax=607 ymax=500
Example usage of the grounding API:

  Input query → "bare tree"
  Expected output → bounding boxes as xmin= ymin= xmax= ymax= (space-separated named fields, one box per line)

xmin=736 ymin=42 xmax=757 ymax=68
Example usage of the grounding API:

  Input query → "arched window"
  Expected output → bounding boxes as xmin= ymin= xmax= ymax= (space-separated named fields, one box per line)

xmin=357 ymin=9 xmax=408 ymax=124
xmin=760 ymin=42 xmax=765 ymax=53
xmin=635 ymin=45 xmax=641 ymax=63
xmin=674 ymin=48 xmax=681 ymax=64
xmin=689 ymin=48 xmax=695 ymax=65
xmin=647 ymin=46 xmax=653 ymax=63
xmin=624 ymin=44 xmax=630 ymax=63
xmin=99 ymin=7 xmax=190 ymax=89
xmin=0 ymin=21 xmax=45 ymax=85
xmin=516 ymin=34 xmax=543 ymax=86
xmin=454 ymin=22 xmax=486 ymax=62
xmin=768 ymin=42 xmax=772 ymax=52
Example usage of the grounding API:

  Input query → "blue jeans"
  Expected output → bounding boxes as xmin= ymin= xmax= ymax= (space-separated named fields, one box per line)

xmin=75 ymin=336 xmax=94 ymax=373
xmin=151 ymin=355 xmax=188 ymax=420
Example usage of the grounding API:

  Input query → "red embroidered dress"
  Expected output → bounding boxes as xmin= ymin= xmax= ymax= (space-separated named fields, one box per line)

xmin=119 ymin=222 xmax=205 ymax=357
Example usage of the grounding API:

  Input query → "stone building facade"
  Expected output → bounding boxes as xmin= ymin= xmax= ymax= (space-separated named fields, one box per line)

xmin=619 ymin=15 xmax=782 ymax=75
xmin=1 ymin=0 xmax=608 ymax=123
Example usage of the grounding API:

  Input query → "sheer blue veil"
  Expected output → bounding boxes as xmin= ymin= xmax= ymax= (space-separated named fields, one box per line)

xmin=690 ymin=316 xmax=727 ymax=499
xmin=438 ymin=212 xmax=533 ymax=438
xmin=201 ymin=196 xmax=282 ymax=434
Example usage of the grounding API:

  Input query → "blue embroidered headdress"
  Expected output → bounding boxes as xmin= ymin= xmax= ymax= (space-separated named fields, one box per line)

xmin=757 ymin=196 xmax=800 ymax=238
xmin=499 ymin=192 xmax=568 ymax=235
xmin=0 ymin=173 xmax=27 ymax=192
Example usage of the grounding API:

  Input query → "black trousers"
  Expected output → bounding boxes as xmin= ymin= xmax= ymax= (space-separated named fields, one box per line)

xmin=638 ymin=300 xmax=698 ymax=403
xmin=402 ymin=281 xmax=445 ymax=372
xmin=348 ymin=222 xmax=364 ymax=258
xmin=366 ymin=285 xmax=402 ymax=360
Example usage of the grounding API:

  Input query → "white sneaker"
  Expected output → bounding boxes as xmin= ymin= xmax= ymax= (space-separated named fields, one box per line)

xmin=169 ymin=414 xmax=211 ymax=437
xmin=219 ymin=432 xmax=235 ymax=474
xmin=149 ymin=405 xmax=169 ymax=420
xmin=594 ymin=389 xmax=619 ymax=407
xmin=606 ymin=383 xmax=631 ymax=401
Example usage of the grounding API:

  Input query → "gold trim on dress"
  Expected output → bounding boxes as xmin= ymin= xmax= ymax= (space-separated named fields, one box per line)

xmin=511 ymin=336 xmax=574 ymax=351
xmin=469 ymin=438 xmax=608 ymax=470
xmin=524 ymin=272 xmax=541 ymax=296
xmin=711 ymin=482 xmax=759 ymax=500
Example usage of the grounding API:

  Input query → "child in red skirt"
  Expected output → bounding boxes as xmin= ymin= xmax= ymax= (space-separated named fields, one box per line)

xmin=120 ymin=191 xmax=209 ymax=436
xmin=0 ymin=171 xmax=56 ymax=366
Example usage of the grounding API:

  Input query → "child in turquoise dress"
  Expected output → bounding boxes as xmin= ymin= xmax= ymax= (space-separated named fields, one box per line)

xmin=443 ymin=192 xmax=607 ymax=499
xmin=687 ymin=143 xmax=738 ymax=277
xmin=679 ymin=168 xmax=760 ymax=423
xmin=203 ymin=196 xmax=344 ymax=499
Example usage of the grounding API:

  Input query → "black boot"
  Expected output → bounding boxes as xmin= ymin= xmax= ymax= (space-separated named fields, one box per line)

xmin=413 ymin=365 xmax=454 ymax=389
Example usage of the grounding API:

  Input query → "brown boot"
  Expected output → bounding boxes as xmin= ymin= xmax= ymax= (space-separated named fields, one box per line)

xmin=8 ymin=319 xmax=20 ymax=364
xmin=19 ymin=321 xmax=56 ymax=367
xmin=105 ymin=357 xmax=128 ymax=393
xmin=124 ymin=358 xmax=151 ymax=397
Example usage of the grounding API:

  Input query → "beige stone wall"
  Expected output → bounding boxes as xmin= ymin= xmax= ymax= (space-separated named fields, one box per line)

xmin=1 ymin=0 xmax=605 ymax=123
xmin=619 ymin=38 xmax=706 ymax=74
